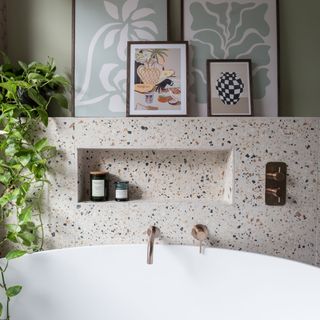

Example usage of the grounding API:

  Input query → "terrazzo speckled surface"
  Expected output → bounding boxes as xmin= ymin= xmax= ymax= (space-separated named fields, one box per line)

xmin=78 ymin=149 xmax=233 ymax=203
xmin=42 ymin=117 xmax=320 ymax=267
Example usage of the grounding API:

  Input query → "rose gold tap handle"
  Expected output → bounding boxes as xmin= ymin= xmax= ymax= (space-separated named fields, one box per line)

xmin=266 ymin=171 xmax=285 ymax=182
xmin=266 ymin=188 xmax=282 ymax=204
xmin=266 ymin=187 xmax=281 ymax=197
xmin=192 ymin=224 xmax=208 ymax=254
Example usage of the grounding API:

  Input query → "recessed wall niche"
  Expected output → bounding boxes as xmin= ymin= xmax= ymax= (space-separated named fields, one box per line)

xmin=77 ymin=148 xmax=234 ymax=204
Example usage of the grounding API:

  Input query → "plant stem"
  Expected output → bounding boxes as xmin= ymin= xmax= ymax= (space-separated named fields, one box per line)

xmin=0 ymin=265 xmax=10 ymax=320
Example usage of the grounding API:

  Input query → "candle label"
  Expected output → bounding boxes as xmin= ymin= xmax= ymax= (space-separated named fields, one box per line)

xmin=92 ymin=180 xmax=105 ymax=197
xmin=116 ymin=189 xmax=128 ymax=199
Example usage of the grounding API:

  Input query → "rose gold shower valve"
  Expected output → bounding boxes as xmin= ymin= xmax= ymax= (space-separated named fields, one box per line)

xmin=265 ymin=162 xmax=287 ymax=206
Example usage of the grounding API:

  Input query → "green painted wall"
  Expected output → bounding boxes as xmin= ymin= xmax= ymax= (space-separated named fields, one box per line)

xmin=278 ymin=0 xmax=320 ymax=116
xmin=6 ymin=0 xmax=72 ymax=116
xmin=5 ymin=0 xmax=320 ymax=116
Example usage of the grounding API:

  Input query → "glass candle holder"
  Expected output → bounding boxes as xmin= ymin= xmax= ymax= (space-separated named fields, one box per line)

xmin=90 ymin=172 xmax=108 ymax=201
xmin=114 ymin=181 xmax=129 ymax=202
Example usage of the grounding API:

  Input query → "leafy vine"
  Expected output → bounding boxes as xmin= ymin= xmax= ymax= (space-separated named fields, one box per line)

xmin=0 ymin=53 xmax=69 ymax=319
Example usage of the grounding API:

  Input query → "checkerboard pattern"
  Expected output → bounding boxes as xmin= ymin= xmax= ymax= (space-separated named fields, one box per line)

xmin=216 ymin=72 xmax=244 ymax=105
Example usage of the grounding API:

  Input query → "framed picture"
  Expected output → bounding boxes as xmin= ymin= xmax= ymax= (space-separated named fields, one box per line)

xmin=73 ymin=0 xmax=169 ymax=117
xmin=207 ymin=59 xmax=253 ymax=116
xmin=183 ymin=0 xmax=278 ymax=117
xmin=127 ymin=41 xmax=188 ymax=117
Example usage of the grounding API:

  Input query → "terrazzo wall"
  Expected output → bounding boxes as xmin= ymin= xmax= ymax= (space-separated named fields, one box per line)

xmin=0 ymin=0 xmax=7 ymax=52
xmin=42 ymin=117 xmax=320 ymax=267
xmin=77 ymin=149 xmax=233 ymax=203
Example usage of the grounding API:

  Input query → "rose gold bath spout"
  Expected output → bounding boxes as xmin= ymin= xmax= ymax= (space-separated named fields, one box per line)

xmin=147 ymin=226 xmax=160 ymax=265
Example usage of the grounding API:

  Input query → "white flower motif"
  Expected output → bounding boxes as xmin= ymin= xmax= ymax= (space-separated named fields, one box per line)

xmin=103 ymin=0 xmax=157 ymax=60
xmin=135 ymin=49 xmax=152 ymax=64
xmin=76 ymin=0 xmax=159 ymax=113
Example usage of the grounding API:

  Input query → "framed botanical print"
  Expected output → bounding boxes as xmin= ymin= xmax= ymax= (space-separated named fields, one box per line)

xmin=207 ymin=59 xmax=253 ymax=116
xmin=74 ymin=0 xmax=168 ymax=117
xmin=127 ymin=41 xmax=188 ymax=117
xmin=183 ymin=0 xmax=278 ymax=116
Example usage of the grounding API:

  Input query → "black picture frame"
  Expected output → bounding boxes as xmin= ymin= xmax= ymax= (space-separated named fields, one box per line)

xmin=207 ymin=59 xmax=253 ymax=117
xmin=126 ymin=41 xmax=189 ymax=117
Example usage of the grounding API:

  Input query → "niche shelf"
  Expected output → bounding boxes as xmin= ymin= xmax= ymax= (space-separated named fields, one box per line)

xmin=77 ymin=148 xmax=234 ymax=204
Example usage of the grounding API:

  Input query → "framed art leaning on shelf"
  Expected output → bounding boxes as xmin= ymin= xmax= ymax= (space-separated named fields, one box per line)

xmin=73 ymin=0 xmax=169 ymax=117
xmin=126 ymin=41 xmax=188 ymax=117
xmin=207 ymin=59 xmax=253 ymax=117
xmin=183 ymin=0 xmax=278 ymax=116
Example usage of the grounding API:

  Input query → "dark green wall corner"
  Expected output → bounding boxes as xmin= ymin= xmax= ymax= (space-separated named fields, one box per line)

xmin=278 ymin=0 xmax=320 ymax=116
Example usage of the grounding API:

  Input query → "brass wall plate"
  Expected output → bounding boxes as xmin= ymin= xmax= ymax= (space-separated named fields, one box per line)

xmin=265 ymin=162 xmax=287 ymax=206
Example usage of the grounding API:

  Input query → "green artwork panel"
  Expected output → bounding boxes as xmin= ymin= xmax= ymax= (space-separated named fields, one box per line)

xmin=183 ymin=0 xmax=278 ymax=116
xmin=75 ymin=0 xmax=168 ymax=117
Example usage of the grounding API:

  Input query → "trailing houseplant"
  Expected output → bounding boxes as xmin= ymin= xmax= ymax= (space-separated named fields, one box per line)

xmin=0 ymin=52 xmax=69 ymax=319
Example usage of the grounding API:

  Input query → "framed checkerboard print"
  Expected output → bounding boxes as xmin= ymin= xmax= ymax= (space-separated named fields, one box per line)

xmin=207 ymin=59 xmax=253 ymax=116
xmin=183 ymin=0 xmax=278 ymax=116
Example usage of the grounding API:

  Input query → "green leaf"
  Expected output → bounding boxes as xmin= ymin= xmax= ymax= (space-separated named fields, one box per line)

xmin=5 ymin=250 xmax=27 ymax=260
xmin=28 ymin=62 xmax=50 ymax=73
xmin=33 ymin=165 xmax=46 ymax=180
xmin=34 ymin=138 xmax=48 ymax=152
xmin=18 ymin=231 xmax=36 ymax=246
xmin=28 ymin=88 xmax=47 ymax=106
xmin=22 ymin=221 xmax=36 ymax=231
xmin=0 ymin=189 xmax=20 ymax=207
xmin=19 ymin=153 xmax=32 ymax=166
xmin=6 ymin=224 xmax=21 ymax=233
xmin=7 ymin=232 xmax=19 ymax=243
xmin=6 ymin=285 xmax=22 ymax=297
xmin=10 ymin=129 xmax=23 ymax=140
xmin=20 ymin=182 xmax=31 ymax=196
xmin=5 ymin=142 xmax=19 ymax=156
xmin=18 ymin=61 xmax=28 ymax=72
xmin=52 ymin=75 xmax=70 ymax=87
xmin=0 ymin=302 xmax=3 ymax=317
xmin=0 ymin=172 xmax=11 ymax=186
xmin=41 ymin=145 xmax=57 ymax=158
xmin=0 ymin=82 xmax=16 ymax=94
xmin=38 ymin=109 xmax=48 ymax=126
xmin=51 ymin=93 xmax=68 ymax=109
xmin=27 ymin=73 xmax=44 ymax=82
xmin=18 ymin=207 xmax=32 ymax=224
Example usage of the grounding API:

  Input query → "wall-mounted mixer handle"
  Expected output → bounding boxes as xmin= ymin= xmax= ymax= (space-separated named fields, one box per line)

xmin=266 ymin=171 xmax=285 ymax=182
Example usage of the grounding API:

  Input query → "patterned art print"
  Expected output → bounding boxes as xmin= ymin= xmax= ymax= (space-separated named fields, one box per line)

xmin=183 ymin=0 xmax=278 ymax=116
xmin=208 ymin=60 xmax=252 ymax=116
xmin=127 ymin=42 xmax=188 ymax=116
xmin=74 ymin=0 xmax=168 ymax=117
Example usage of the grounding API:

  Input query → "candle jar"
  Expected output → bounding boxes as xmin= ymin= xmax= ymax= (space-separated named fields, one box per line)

xmin=90 ymin=172 xmax=108 ymax=201
xmin=114 ymin=181 xmax=129 ymax=202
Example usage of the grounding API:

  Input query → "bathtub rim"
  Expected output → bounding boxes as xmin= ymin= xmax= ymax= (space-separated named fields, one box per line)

xmin=2 ymin=244 xmax=319 ymax=271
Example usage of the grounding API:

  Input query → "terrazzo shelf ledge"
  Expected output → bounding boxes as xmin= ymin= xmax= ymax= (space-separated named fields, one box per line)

xmin=77 ymin=148 xmax=234 ymax=204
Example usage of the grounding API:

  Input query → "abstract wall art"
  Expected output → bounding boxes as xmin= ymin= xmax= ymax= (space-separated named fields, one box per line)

xmin=183 ymin=0 xmax=278 ymax=116
xmin=74 ymin=0 xmax=168 ymax=117
xmin=127 ymin=41 xmax=188 ymax=116
xmin=207 ymin=59 xmax=253 ymax=116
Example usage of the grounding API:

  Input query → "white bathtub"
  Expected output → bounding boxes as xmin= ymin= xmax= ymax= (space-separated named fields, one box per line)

xmin=2 ymin=245 xmax=320 ymax=320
